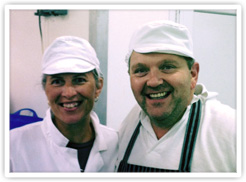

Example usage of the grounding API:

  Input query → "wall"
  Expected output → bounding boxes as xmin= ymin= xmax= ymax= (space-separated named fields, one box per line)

xmin=178 ymin=10 xmax=236 ymax=109
xmin=89 ymin=10 xmax=109 ymax=125
xmin=107 ymin=10 xmax=169 ymax=129
xmin=10 ymin=10 xmax=90 ymax=118
xmin=192 ymin=11 xmax=236 ymax=109
xmin=10 ymin=10 xmax=46 ymax=117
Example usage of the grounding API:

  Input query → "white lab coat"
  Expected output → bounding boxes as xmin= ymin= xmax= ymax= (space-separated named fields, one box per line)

xmin=116 ymin=84 xmax=236 ymax=172
xmin=10 ymin=109 xmax=118 ymax=172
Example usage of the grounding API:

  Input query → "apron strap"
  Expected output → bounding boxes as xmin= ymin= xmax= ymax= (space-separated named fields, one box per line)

xmin=118 ymin=122 xmax=142 ymax=172
xmin=179 ymin=100 xmax=202 ymax=172
xmin=121 ymin=121 xmax=142 ymax=163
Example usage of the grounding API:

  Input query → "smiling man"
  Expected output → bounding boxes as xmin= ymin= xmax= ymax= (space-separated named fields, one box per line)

xmin=116 ymin=20 xmax=236 ymax=172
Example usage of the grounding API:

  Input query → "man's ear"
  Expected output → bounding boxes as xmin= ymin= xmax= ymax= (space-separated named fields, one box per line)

xmin=190 ymin=62 xmax=199 ymax=89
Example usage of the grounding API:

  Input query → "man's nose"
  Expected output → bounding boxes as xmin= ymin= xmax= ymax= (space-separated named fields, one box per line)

xmin=146 ymin=70 xmax=164 ymax=88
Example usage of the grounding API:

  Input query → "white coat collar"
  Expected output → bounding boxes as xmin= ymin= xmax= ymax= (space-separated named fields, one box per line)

xmin=139 ymin=83 xmax=212 ymax=140
xmin=194 ymin=83 xmax=218 ymax=101
xmin=139 ymin=104 xmax=191 ymax=141
xmin=89 ymin=110 xmax=107 ymax=151
xmin=41 ymin=109 xmax=107 ymax=172
xmin=84 ymin=110 xmax=107 ymax=172
xmin=42 ymin=108 xmax=69 ymax=147
xmin=42 ymin=109 xmax=108 ymax=151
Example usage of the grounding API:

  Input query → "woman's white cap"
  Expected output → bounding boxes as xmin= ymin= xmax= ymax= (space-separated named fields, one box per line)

xmin=126 ymin=20 xmax=195 ymax=65
xmin=42 ymin=36 xmax=101 ymax=76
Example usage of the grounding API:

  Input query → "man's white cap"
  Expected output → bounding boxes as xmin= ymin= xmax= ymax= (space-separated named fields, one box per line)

xmin=42 ymin=36 xmax=101 ymax=76
xmin=126 ymin=20 xmax=195 ymax=64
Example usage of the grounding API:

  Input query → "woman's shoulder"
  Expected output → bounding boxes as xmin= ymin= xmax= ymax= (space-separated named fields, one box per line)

xmin=90 ymin=111 xmax=118 ymax=137
xmin=98 ymin=124 xmax=118 ymax=138
xmin=10 ymin=122 xmax=43 ymax=143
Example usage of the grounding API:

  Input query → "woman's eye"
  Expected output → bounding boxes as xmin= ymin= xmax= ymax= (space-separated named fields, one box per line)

xmin=74 ymin=77 xmax=86 ymax=84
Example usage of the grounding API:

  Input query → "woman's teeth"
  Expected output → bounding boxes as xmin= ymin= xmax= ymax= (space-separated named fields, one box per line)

xmin=149 ymin=92 xmax=169 ymax=99
xmin=63 ymin=102 xmax=79 ymax=108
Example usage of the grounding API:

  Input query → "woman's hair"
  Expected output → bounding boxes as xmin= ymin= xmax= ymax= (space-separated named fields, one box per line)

xmin=42 ymin=69 xmax=102 ymax=90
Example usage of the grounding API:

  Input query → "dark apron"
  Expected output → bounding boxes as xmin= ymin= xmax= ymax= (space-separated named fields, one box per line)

xmin=118 ymin=100 xmax=202 ymax=172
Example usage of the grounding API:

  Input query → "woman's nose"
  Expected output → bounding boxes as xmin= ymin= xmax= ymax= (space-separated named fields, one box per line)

xmin=146 ymin=71 xmax=164 ymax=88
xmin=61 ymin=85 xmax=77 ymax=98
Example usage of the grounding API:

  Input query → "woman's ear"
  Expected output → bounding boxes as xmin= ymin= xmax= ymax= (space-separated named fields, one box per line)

xmin=190 ymin=62 xmax=199 ymax=89
xmin=95 ymin=77 xmax=104 ymax=98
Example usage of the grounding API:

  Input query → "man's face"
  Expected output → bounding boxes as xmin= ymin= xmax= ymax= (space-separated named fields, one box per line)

xmin=129 ymin=51 xmax=199 ymax=128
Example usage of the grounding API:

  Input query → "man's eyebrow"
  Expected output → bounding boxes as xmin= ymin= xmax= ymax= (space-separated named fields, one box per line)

xmin=160 ymin=59 xmax=180 ymax=64
xmin=131 ymin=63 xmax=147 ymax=69
xmin=131 ymin=59 xmax=179 ymax=69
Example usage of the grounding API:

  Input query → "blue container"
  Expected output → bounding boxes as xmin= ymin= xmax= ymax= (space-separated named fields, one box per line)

xmin=10 ymin=108 xmax=43 ymax=130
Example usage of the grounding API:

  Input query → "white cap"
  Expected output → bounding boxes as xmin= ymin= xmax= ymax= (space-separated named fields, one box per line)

xmin=42 ymin=36 xmax=101 ymax=76
xmin=126 ymin=20 xmax=195 ymax=64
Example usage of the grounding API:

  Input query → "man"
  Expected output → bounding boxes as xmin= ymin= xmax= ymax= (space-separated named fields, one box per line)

xmin=116 ymin=20 xmax=236 ymax=172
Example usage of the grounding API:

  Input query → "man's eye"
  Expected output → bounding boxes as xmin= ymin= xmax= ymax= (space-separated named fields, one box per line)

xmin=51 ymin=79 xmax=64 ymax=86
xmin=161 ymin=65 xmax=174 ymax=69
xmin=133 ymin=68 xmax=148 ymax=76
xmin=160 ymin=65 xmax=176 ymax=72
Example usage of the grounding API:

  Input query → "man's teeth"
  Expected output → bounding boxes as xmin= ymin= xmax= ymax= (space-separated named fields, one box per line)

xmin=149 ymin=92 xmax=167 ymax=99
xmin=63 ymin=103 xmax=79 ymax=108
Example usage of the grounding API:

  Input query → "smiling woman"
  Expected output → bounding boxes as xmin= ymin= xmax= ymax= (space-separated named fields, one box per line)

xmin=46 ymin=73 xmax=98 ymax=124
xmin=10 ymin=36 xmax=118 ymax=172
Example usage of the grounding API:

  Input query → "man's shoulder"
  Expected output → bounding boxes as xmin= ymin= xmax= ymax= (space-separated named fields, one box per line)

xmin=203 ymin=98 xmax=235 ymax=120
xmin=119 ymin=104 xmax=141 ymax=134
xmin=201 ymin=98 xmax=236 ymax=142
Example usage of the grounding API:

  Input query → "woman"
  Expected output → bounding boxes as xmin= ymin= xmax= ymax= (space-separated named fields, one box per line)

xmin=10 ymin=36 xmax=118 ymax=172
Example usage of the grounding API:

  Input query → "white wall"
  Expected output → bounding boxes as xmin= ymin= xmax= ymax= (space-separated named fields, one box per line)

xmin=107 ymin=10 xmax=169 ymax=130
xmin=10 ymin=10 xmax=46 ymax=117
xmin=10 ymin=10 xmax=90 ymax=118
xmin=192 ymin=11 xmax=236 ymax=109
xmin=178 ymin=10 xmax=236 ymax=109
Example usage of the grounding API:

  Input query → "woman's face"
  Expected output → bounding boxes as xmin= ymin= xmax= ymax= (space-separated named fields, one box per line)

xmin=45 ymin=72 xmax=103 ymax=126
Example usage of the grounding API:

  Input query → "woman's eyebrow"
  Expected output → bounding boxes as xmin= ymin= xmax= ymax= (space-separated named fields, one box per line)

xmin=49 ymin=73 xmax=88 ymax=79
xmin=72 ymin=73 xmax=87 ymax=78
xmin=50 ymin=75 xmax=63 ymax=79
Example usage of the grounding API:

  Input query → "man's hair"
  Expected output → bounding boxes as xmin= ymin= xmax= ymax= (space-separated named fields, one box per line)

xmin=184 ymin=56 xmax=195 ymax=70
xmin=128 ymin=54 xmax=195 ymax=73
